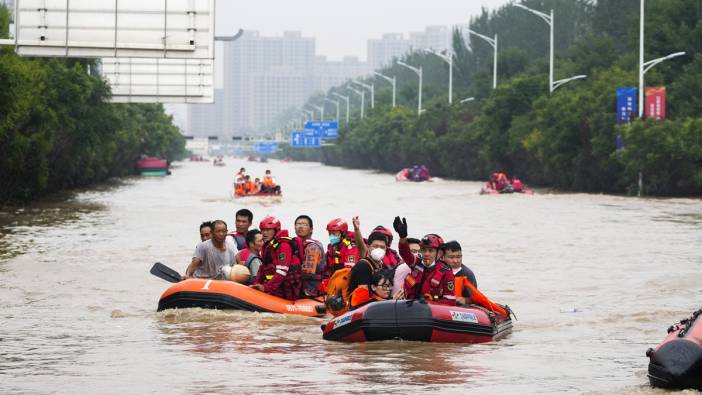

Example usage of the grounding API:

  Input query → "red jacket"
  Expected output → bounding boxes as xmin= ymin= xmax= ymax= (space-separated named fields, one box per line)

xmin=324 ymin=235 xmax=359 ymax=278
xmin=398 ymin=240 xmax=456 ymax=305
xmin=254 ymin=230 xmax=302 ymax=300
xmin=382 ymin=247 xmax=401 ymax=269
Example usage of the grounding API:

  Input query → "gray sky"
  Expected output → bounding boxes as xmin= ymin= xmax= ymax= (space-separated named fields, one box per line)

xmin=216 ymin=0 xmax=512 ymax=61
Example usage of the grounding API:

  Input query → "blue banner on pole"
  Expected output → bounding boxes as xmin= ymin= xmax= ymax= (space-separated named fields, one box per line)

xmin=616 ymin=87 xmax=637 ymax=124
xmin=254 ymin=142 xmax=278 ymax=153
xmin=290 ymin=131 xmax=320 ymax=148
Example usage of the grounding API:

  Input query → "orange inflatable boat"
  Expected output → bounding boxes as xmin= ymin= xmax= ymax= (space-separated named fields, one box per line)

xmin=157 ymin=279 xmax=326 ymax=317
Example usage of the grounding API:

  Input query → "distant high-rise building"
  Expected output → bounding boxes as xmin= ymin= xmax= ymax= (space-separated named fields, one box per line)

xmin=367 ymin=33 xmax=410 ymax=71
xmin=188 ymin=89 xmax=225 ymax=138
xmin=410 ymin=25 xmax=452 ymax=53
xmin=222 ymin=30 xmax=315 ymax=135
xmin=314 ymin=55 xmax=370 ymax=93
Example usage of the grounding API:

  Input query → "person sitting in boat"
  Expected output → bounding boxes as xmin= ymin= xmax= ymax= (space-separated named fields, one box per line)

xmin=254 ymin=177 xmax=263 ymax=192
xmin=235 ymin=167 xmax=247 ymax=184
xmin=347 ymin=216 xmax=392 ymax=310
xmin=349 ymin=268 xmax=394 ymax=310
xmin=260 ymin=170 xmax=280 ymax=194
xmin=227 ymin=208 xmax=253 ymax=250
xmin=250 ymin=216 xmax=303 ymax=300
xmin=355 ymin=225 xmax=402 ymax=271
xmin=184 ymin=220 xmax=238 ymax=279
xmin=323 ymin=218 xmax=359 ymax=280
xmin=511 ymin=177 xmax=524 ymax=193
xmin=233 ymin=229 xmax=264 ymax=284
xmin=392 ymin=237 xmax=420 ymax=296
xmin=293 ymin=215 xmax=326 ymax=297
xmin=440 ymin=240 xmax=477 ymax=305
xmin=393 ymin=217 xmax=456 ymax=305
xmin=199 ymin=221 xmax=213 ymax=242
xmin=243 ymin=175 xmax=258 ymax=194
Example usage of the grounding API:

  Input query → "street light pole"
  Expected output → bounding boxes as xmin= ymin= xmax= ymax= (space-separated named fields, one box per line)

xmin=423 ymin=49 xmax=453 ymax=104
xmin=515 ymin=4 xmax=586 ymax=93
xmin=311 ymin=104 xmax=324 ymax=121
xmin=352 ymin=81 xmax=375 ymax=109
xmin=374 ymin=71 xmax=396 ymax=107
xmin=332 ymin=92 xmax=350 ymax=125
xmin=347 ymin=86 xmax=365 ymax=119
xmin=466 ymin=29 xmax=498 ymax=89
xmin=324 ymin=98 xmax=340 ymax=122
xmin=397 ymin=60 xmax=423 ymax=116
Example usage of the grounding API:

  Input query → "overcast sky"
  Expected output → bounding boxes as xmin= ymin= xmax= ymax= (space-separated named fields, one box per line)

xmin=216 ymin=0 xmax=512 ymax=61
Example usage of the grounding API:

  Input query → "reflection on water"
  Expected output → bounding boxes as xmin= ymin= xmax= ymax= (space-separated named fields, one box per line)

xmin=1 ymin=160 xmax=701 ymax=394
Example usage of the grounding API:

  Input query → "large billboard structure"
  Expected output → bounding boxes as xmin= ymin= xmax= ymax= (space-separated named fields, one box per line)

xmin=5 ymin=0 xmax=214 ymax=59
xmin=101 ymin=57 xmax=213 ymax=103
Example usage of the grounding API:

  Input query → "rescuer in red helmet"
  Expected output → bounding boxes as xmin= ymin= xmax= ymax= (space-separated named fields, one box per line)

xmin=392 ymin=216 xmax=455 ymax=305
xmin=323 ymin=218 xmax=359 ymax=279
xmin=250 ymin=215 xmax=302 ymax=300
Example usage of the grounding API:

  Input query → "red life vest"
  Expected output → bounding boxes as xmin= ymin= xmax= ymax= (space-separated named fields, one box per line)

xmin=404 ymin=261 xmax=456 ymax=305
xmin=255 ymin=230 xmax=302 ymax=300
xmin=324 ymin=236 xmax=359 ymax=278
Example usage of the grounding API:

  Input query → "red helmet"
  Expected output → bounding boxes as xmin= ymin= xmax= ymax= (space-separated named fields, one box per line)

xmin=326 ymin=218 xmax=348 ymax=233
xmin=420 ymin=234 xmax=444 ymax=249
xmin=372 ymin=226 xmax=394 ymax=244
xmin=259 ymin=215 xmax=281 ymax=231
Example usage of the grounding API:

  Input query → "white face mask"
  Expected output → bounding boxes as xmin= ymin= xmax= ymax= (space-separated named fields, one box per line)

xmin=370 ymin=248 xmax=386 ymax=262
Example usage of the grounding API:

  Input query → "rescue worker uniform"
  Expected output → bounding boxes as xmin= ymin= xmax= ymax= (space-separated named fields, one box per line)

xmin=324 ymin=234 xmax=359 ymax=279
xmin=293 ymin=236 xmax=326 ymax=297
xmin=398 ymin=240 xmax=456 ymax=305
xmin=253 ymin=229 xmax=302 ymax=300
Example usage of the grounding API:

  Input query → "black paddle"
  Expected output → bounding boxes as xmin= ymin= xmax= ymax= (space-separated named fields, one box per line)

xmin=150 ymin=262 xmax=182 ymax=283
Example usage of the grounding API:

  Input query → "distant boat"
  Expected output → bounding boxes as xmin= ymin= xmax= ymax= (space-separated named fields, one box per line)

xmin=135 ymin=157 xmax=170 ymax=176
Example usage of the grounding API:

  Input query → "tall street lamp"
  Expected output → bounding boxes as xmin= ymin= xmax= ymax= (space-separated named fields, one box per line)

xmin=374 ymin=71 xmax=396 ymax=107
xmin=347 ymin=86 xmax=365 ymax=119
xmin=515 ymin=4 xmax=587 ymax=93
xmin=352 ymin=81 xmax=375 ymax=109
xmin=332 ymin=92 xmax=350 ymax=125
xmin=397 ymin=60 xmax=423 ymax=116
xmin=423 ymin=49 xmax=453 ymax=104
xmin=311 ymin=104 xmax=324 ymax=121
xmin=466 ymin=29 xmax=498 ymax=89
xmin=638 ymin=0 xmax=685 ymax=117
xmin=324 ymin=98 xmax=340 ymax=122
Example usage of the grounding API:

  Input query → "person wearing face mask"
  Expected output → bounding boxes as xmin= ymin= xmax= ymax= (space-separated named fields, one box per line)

xmin=393 ymin=216 xmax=456 ymax=306
xmin=323 ymin=218 xmax=359 ymax=279
xmin=347 ymin=216 xmax=388 ymax=310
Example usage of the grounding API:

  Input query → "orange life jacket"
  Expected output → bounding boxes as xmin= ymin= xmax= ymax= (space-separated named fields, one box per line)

xmin=454 ymin=276 xmax=508 ymax=317
xmin=262 ymin=176 xmax=275 ymax=187
xmin=245 ymin=180 xmax=257 ymax=193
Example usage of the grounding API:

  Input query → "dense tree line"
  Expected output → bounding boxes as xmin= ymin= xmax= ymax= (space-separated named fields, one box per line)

xmin=284 ymin=0 xmax=701 ymax=196
xmin=0 ymin=6 xmax=186 ymax=203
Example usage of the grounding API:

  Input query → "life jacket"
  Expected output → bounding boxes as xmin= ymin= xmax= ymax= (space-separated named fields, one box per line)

xmin=349 ymin=287 xmax=385 ymax=310
xmin=325 ymin=259 xmax=375 ymax=317
xmin=245 ymin=180 xmax=257 ymax=193
xmin=454 ymin=277 xmax=508 ymax=317
xmin=262 ymin=176 xmax=275 ymax=187
xmin=236 ymin=249 xmax=261 ymax=283
xmin=294 ymin=237 xmax=325 ymax=297
xmin=404 ymin=261 xmax=456 ymax=304
xmin=235 ymin=184 xmax=246 ymax=196
xmin=382 ymin=248 xmax=401 ymax=269
xmin=325 ymin=236 xmax=357 ymax=277
xmin=512 ymin=178 xmax=524 ymax=192
xmin=259 ymin=230 xmax=303 ymax=300
xmin=227 ymin=231 xmax=247 ymax=250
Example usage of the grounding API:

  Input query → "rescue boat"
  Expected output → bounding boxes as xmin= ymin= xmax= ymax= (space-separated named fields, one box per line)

xmin=646 ymin=308 xmax=702 ymax=390
xmin=480 ymin=183 xmax=533 ymax=195
xmin=322 ymin=299 xmax=512 ymax=343
xmin=157 ymin=278 xmax=326 ymax=317
xmin=233 ymin=191 xmax=283 ymax=198
xmin=135 ymin=156 xmax=170 ymax=176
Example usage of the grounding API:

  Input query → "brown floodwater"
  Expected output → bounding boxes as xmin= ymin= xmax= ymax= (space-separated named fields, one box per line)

xmin=1 ymin=160 xmax=701 ymax=394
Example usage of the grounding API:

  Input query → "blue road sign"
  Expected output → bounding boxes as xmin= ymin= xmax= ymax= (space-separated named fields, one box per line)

xmin=254 ymin=142 xmax=278 ymax=153
xmin=302 ymin=121 xmax=338 ymax=139
xmin=290 ymin=131 xmax=320 ymax=148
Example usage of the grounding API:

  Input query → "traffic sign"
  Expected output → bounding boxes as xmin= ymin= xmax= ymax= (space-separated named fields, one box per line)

xmin=302 ymin=121 xmax=338 ymax=139
xmin=290 ymin=131 xmax=321 ymax=148
xmin=254 ymin=142 xmax=278 ymax=153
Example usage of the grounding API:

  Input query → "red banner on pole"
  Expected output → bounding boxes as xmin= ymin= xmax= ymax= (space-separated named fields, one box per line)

xmin=645 ymin=87 xmax=666 ymax=120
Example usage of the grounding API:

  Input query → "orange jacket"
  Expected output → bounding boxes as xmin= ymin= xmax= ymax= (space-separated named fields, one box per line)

xmin=454 ymin=276 xmax=507 ymax=317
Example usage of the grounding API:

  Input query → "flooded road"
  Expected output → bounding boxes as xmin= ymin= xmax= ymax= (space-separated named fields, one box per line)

xmin=1 ymin=160 xmax=701 ymax=394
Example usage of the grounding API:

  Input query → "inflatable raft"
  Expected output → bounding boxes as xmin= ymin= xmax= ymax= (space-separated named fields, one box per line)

xmin=480 ymin=183 xmax=533 ymax=195
xmin=322 ymin=299 xmax=512 ymax=343
xmin=157 ymin=278 xmax=326 ymax=317
xmin=646 ymin=308 xmax=702 ymax=390
xmin=233 ymin=191 xmax=282 ymax=198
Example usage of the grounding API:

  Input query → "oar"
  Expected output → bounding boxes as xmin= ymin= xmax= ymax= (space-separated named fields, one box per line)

xmin=150 ymin=262 xmax=182 ymax=283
